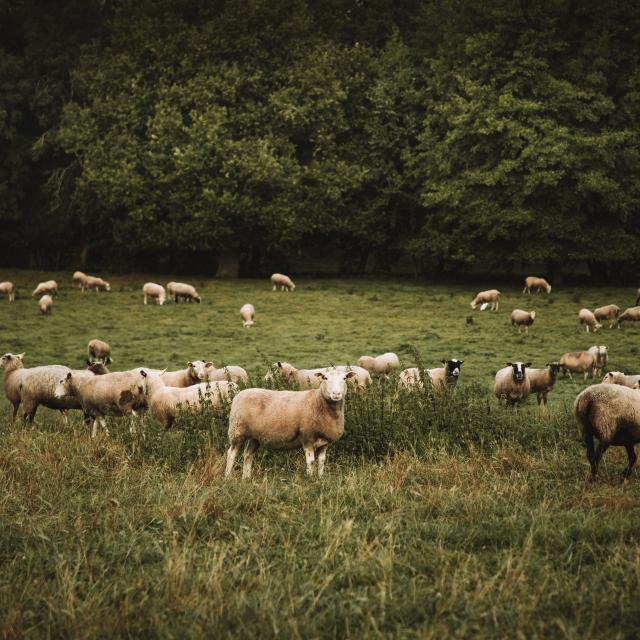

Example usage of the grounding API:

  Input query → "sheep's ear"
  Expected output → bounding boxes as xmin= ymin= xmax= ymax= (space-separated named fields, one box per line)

xmin=140 ymin=369 xmax=147 ymax=378
xmin=506 ymin=362 xmax=513 ymax=367
xmin=277 ymin=362 xmax=282 ymax=368
xmin=17 ymin=352 xmax=25 ymax=360
xmin=524 ymin=362 xmax=532 ymax=368
xmin=66 ymin=372 xmax=72 ymax=380
xmin=315 ymin=371 xmax=327 ymax=380
xmin=205 ymin=362 xmax=213 ymax=368
xmin=187 ymin=362 xmax=193 ymax=368
xmin=441 ymin=359 xmax=446 ymax=365
xmin=159 ymin=368 xmax=167 ymax=375
xmin=345 ymin=371 xmax=357 ymax=380
xmin=459 ymin=360 xmax=464 ymax=364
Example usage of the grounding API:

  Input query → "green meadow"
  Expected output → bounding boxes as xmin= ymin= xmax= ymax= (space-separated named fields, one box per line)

xmin=1 ymin=271 xmax=639 ymax=638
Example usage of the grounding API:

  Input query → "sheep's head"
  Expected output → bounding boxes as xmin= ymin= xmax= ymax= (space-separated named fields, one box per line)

xmin=274 ymin=362 xmax=296 ymax=381
xmin=194 ymin=294 xmax=202 ymax=303
xmin=105 ymin=282 xmax=111 ymax=292
xmin=507 ymin=362 xmax=530 ymax=383
xmin=530 ymin=311 xmax=537 ymax=320
xmin=54 ymin=372 xmax=73 ymax=398
xmin=243 ymin=318 xmax=255 ymax=327
xmin=0 ymin=353 xmax=25 ymax=370
xmin=316 ymin=369 xmax=356 ymax=403
xmin=442 ymin=358 xmax=463 ymax=378
xmin=87 ymin=362 xmax=109 ymax=375
xmin=602 ymin=371 xmax=623 ymax=384
xmin=546 ymin=362 xmax=562 ymax=377
xmin=190 ymin=360 xmax=212 ymax=381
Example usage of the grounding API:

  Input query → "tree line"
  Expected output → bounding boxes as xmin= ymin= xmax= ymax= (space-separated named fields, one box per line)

xmin=2 ymin=0 xmax=639 ymax=281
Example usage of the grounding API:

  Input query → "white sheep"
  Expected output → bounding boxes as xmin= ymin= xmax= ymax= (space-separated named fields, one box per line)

xmin=470 ymin=289 xmax=500 ymax=311
xmin=240 ymin=303 xmax=255 ymax=328
xmin=494 ymin=362 xmax=531 ymax=405
xmin=593 ymin=304 xmax=620 ymax=329
xmin=0 ymin=281 xmax=15 ymax=302
xmin=32 ymin=280 xmax=58 ymax=298
xmin=574 ymin=383 xmax=640 ymax=480
xmin=73 ymin=271 xmax=88 ymax=290
xmin=616 ymin=306 xmax=640 ymax=327
xmin=356 ymin=352 xmax=400 ymax=376
xmin=143 ymin=282 xmax=166 ymax=305
xmin=225 ymin=368 xmax=356 ymax=479
xmin=88 ymin=338 xmax=112 ymax=364
xmin=270 ymin=273 xmax=295 ymax=291
xmin=84 ymin=275 xmax=111 ymax=292
xmin=399 ymin=359 xmax=463 ymax=392
xmin=526 ymin=363 xmax=562 ymax=406
xmin=167 ymin=282 xmax=201 ymax=303
xmin=161 ymin=363 xmax=202 ymax=387
xmin=269 ymin=361 xmax=371 ymax=389
xmin=191 ymin=360 xmax=249 ymax=385
xmin=601 ymin=371 xmax=640 ymax=388
xmin=578 ymin=308 xmax=602 ymax=332
xmin=522 ymin=276 xmax=551 ymax=294
xmin=559 ymin=351 xmax=597 ymax=380
xmin=588 ymin=345 xmax=608 ymax=377
xmin=510 ymin=309 xmax=536 ymax=333
xmin=39 ymin=294 xmax=53 ymax=314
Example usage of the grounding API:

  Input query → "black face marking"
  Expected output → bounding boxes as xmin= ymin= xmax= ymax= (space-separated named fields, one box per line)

xmin=511 ymin=362 xmax=526 ymax=382
xmin=446 ymin=359 xmax=463 ymax=377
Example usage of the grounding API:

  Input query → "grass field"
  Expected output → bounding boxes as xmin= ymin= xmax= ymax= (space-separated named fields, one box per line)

xmin=1 ymin=270 xmax=640 ymax=638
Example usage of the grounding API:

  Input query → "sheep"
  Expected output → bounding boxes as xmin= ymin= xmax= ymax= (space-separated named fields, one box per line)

xmin=578 ymin=308 xmax=602 ymax=333
xmin=510 ymin=309 xmax=536 ymax=333
xmin=527 ymin=363 xmax=562 ymax=406
xmin=559 ymin=351 xmax=596 ymax=380
xmin=146 ymin=372 xmax=236 ymax=430
xmin=356 ymin=352 xmax=401 ymax=376
xmin=270 ymin=273 xmax=295 ymax=291
xmin=0 ymin=353 xmax=109 ymax=423
xmin=167 ymin=281 xmax=201 ymax=303
xmin=573 ymin=383 xmax=640 ymax=481
xmin=143 ymin=282 xmax=166 ymax=305
xmin=161 ymin=363 xmax=202 ymax=387
xmin=588 ymin=345 xmax=608 ymax=377
xmin=268 ymin=361 xmax=371 ymax=390
xmin=225 ymin=368 xmax=356 ymax=479
xmin=88 ymin=338 xmax=112 ymax=364
xmin=522 ymin=276 xmax=551 ymax=294
xmin=31 ymin=280 xmax=58 ymax=298
xmin=39 ymin=294 xmax=53 ymax=314
xmin=594 ymin=304 xmax=620 ymax=329
xmin=494 ymin=362 xmax=531 ymax=405
xmin=54 ymin=369 xmax=149 ymax=437
xmin=399 ymin=359 xmax=463 ymax=392
xmin=84 ymin=275 xmax=111 ymax=292
xmin=470 ymin=289 xmax=500 ymax=311
xmin=0 ymin=281 xmax=15 ymax=302
xmin=601 ymin=371 xmax=640 ymax=388
xmin=191 ymin=360 xmax=249 ymax=385
xmin=72 ymin=271 xmax=88 ymax=290
xmin=240 ymin=303 xmax=255 ymax=328
xmin=616 ymin=306 xmax=640 ymax=328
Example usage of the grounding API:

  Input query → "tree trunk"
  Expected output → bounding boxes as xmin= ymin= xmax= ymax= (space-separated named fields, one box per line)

xmin=216 ymin=250 xmax=240 ymax=278
xmin=80 ymin=243 xmax=90 ymax=269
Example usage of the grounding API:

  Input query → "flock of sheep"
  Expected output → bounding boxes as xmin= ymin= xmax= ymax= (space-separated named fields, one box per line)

xmin=2 ymin=271 xmax=640 ymax=481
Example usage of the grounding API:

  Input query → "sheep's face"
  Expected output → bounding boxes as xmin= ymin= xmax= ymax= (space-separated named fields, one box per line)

xmin=194 ymin=294 xmax=202 ymax=303
xmin=602 ymin=371 xmax=623 ymax=384
xmin=274 ymin=362 xmax=296 ymax=381
xmin=105 ymin=283 xmax=111 ymax=292
xmin=0 ymin=353 xmax=25 ymax=369
xmin=191 ymin=360 xmax=211 ymax=381
xmin=54 ymin=373 xmax=73 ymax=399
xmin=243 ymin=319 xmax=255 ymax=327
xmin=316 ymin=370 xmax=356 ymax=402
xmin=158 ymin=294 xmax=166 ymax=305
xmin=443 ymin=359 xmax=463 ymax=378
xmin=507 ymin=362 xmax=530 ymax=383
xmin=546 ymin=362 xmax=562 ymax=376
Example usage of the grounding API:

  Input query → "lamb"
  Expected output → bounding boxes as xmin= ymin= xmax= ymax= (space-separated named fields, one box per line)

xmin=0 ymin=353 xmax=109 ymax=423
xmin=167 ymin=281 xmax=201 ymax=303
xmin=146 ymin=372 xmax=236 ymax=430
xmin=31 ymin=280 xmax=58 ymax=298
xmin=594 ymin=304 xmax=620 ymax=329
xmin=240 ymin=303 xmax=255 ymax=327
xmin=494 ymin=362 xmax=531 ymax=405
xmin=588 ymin=345 xmax=608 ymax=376
xmin=522 ymin=276 xmax=551 ymax=294
xmin=578 ymin=308 xmax=602 ymax=333
xmin=470 ymin=289 xmax=500 ymax=311
xmin=526 ymin=363 xmax=562 ymax=406
xmin=143 ymin=282 xmax=166 ymax=305
xmin=270 ymin=273 xmax=295 ymax=291
xmin=601 ymin=371 xmax=640 ymax=388
xmin=510 ymin=309 xmax=536 ymax=333
xmin=0 ymin=281 xmax=15 ymax=302
xmin=559 ymin=351 xmax=596 ymax=380
xmin=269 ymin=361 xmax=371 ymax=389
xmin=356 ymin=352 xmax=401 ymax=376
xmin=54 ymin=369 xmax=149 ymax=437
xmin=225 ymin=368 xmax=356 ymax=479
xmin=616 ymin=306 xmax=640 ymax=328
xmin=573 ymin=383 xmax=640 ymax=481
xmin=84 ymin=275 xmax=111 ymax=292
xmin=73 ymin=271 xmax=88 ymax=290
xmin=88 ymin=338 xmax=112 ymax=364
xmin=39 ymin=294 xmax=53 ymax=314
xmin=399 ymin=359 xmax=463 ymax=392
xmin=191 ymin=360 xmax=249 ymax=385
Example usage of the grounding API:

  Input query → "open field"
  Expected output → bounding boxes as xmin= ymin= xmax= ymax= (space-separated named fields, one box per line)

xmin=1 ymin=271 xmax=640 ymax=638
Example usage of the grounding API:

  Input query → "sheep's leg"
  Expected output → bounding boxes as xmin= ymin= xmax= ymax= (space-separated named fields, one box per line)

xmin=91 ymin=418 xmax=99 ymax=438
xmin=589 ymin=440 xmax=609 ymax=481
xmin=272 ymin=284 xmax=276 ymax=291
xmin=60 ymin=410 xmax=69 ymax=425
xmin=623 ymin=445 xmax=637 ymax=479
xmin=242 ymin=439 xmax=259 ymax=479
xmin=225 ymin=442 xmax=242 ymax=478
xmin=316 ymin=444 xmax=329 ymax=478
xmin=10 ymin=401 xmax=20 ymax=422
xmin=101 ymin=418 xmax=109 ymax=436
xmin=144 ymin=294 xmax=148 ymax=305
xmin=303 ymin=444 xmax=316 ymax=476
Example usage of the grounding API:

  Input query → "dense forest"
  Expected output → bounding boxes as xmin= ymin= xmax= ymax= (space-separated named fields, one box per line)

xmin=2 ymin=0 xmax=639 ymax=280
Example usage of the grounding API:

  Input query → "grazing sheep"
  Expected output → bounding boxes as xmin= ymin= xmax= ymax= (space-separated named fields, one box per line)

xmin=225 ymin=368 xmax=356 ymax=479
xmin=470 ymin=289 xmax=501 ymax=311
xmin=167 ymin=281 xmax=201 ymax=303
xmin=357 ymin=352 xmax=401 ymax=376
xmin=54 ymin=369 xmax=149 ymax=437
xmin=573 ymin=383 xmax=640 ymax=480
xmin=578 ymin=308 xmax=602 ymax=333
xmin=269 ymin=362 xmax=371 ymax=390
xmin=522 ymin=276 xmax=551 ymax=294
xmin=588 ymin=345 xmax=608 ymax=376
xmin=84 ymin=275 xmax=111 ymax=292
xmin=191 ymin=360 xmax=249 ymax=385
xmin=0 ymin=281 xmax=15 ymax=302
xmin=39 ymin=295 xmax=53 ymax=314
xmin=594 ymin=304 xmax=620 ymax=329
xmin=270 ymin=273 xmax=295 ymax=291
xmin=527 ymin=363 xmax=562 ymax=406
xmin=0 ymin=353 xmax=108 ymax=423
xmin=73 ymin=271 xmax=88 ymax=290
xmin=559 ymin=351 xmax=596 ymax=380
xmin=510 ymin=309 xmax=536 ymax=333
xmin=616 ymin=306 xmax=640 ymax=328
xmin=602 ymin=371 xmax=640 ymax=388
xmin=240 ymin=303 xmax=255 ymax=328
xmin=31 ymin=280 xmax=58 ymax=298
xmin=399 ymin=359 xmax=463 ymax=392
xmin=87 ymin=339 xmax=112 ymax=365
xmin=143 ymin=282 xmax=166 ymax=305
xmin=494 ymin=362 xmax=531 ymax=405
xmin=161 ymin=363 xmax=202 ymax=387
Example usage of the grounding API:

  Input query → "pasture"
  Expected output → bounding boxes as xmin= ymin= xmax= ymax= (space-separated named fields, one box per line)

xmin=1 ymin=271 xmax=639 ymax=638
